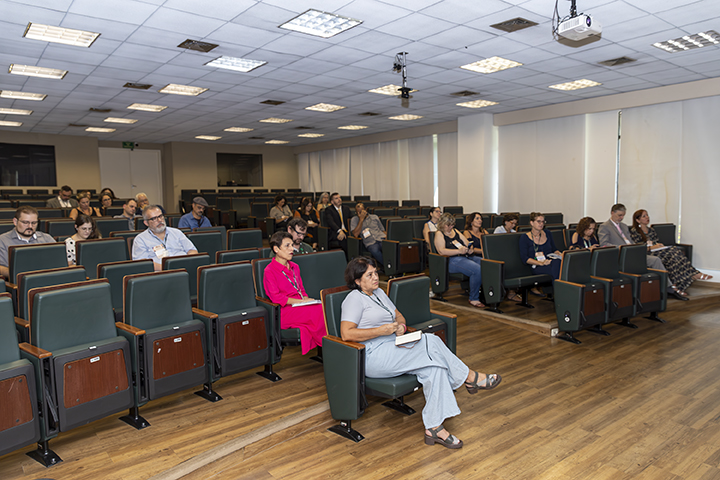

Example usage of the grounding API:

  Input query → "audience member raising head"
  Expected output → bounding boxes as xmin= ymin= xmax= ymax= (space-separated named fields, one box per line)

xmin=99 ymin=193 xmax=113 ymax=216
xmin=69 ymin=191 xmax=101 ymax=220
xmin=570 ymin=217 xmax=599 ymax=250
xmin=65 ymin=214 xmax=100 ymax=266
xmin=131 ymin=205 xmax=198 ymax=271
xmin=317 ymin=192 xmax=330 ymax=213
xmin=494 ymin=213 xmax=518 ymax=234
xmin=0 ymin=206 xmax=56 ymax=279
xmin=340 ymin=256 xmax=502 ymax=449
xmin=114 ymin=198 xmax=138 ymax=230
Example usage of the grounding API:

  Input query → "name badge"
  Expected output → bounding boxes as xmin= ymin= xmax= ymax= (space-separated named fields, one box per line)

xmin=452 ymin=240 xmax=463 ymax=249
xmin=362 ymin=228 xmax=371 ymax=238
xmin=535 ymin=252 xmax=546 ymax=262
xmin=153 ymin=244 xmax=168 ymax=258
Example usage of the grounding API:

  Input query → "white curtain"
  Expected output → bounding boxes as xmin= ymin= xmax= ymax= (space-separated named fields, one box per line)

xmin=585 ymin=110 xmax=621 ymax=221
xmin=407 ymin=136 xmax=434 ymax=205
xmin=437 ymin=132 xmax=458 ymax=207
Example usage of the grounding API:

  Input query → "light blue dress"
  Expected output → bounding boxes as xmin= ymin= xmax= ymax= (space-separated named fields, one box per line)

xmin=341 ymin=288 xmax=470 ymax=429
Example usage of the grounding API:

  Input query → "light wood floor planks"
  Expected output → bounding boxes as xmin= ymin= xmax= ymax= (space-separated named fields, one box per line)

xmin=2 ymin=288 xmax=720 ymax=479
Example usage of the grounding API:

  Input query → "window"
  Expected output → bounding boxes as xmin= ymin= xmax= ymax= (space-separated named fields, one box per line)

xmin=0 ymin=143 xmax=57 ymax=186
xmin=216 ymin=153 xmax=263 ymax=186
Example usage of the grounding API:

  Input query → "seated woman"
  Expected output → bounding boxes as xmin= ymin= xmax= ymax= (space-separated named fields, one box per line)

xmin=65 ymin=214 xmax=100 ymax=266
xmin=316 ymin=192 xmax=330 ymax=215
xmin=263 ymin=231 xmax=326 ymax=355
xmin=269 ymin=195 xmax=293 ymax=231
xmin=294 ymin=197 xmax=319 ymax=248
xmin=422 ymin=207 xmax=441 ymax=252
xmin=463 ymin=212 xmax=489 ymax=257
xmin=519 ymin=212 xmax=561 ymax=295
xmin=630 ymin=209 xmax=712 ymax=296
xmin=99 ymin=193 xmax=113 ymax=216
xmin=434 ymin=213 xmax=484 ymax=308
xmin=69 ymin=191 xmax=101 ymax=220
xmin=570 ymin=216 xmax=599 ymax=250
xmin=100 ymin=187 xmax=116 ymax=199
xmin=493 ymin=213 xmax=518 ymax=234
xmin=341 ymin=257 xmax=501 ymax=449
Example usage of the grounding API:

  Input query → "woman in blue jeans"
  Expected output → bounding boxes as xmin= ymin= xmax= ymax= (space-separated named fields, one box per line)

xmin=434 ymin=213 xmax=484 ymax=308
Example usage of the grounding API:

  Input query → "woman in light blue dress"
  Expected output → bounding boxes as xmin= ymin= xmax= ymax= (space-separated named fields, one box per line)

xmin=341 ymin=257 xmax=502 ymax=449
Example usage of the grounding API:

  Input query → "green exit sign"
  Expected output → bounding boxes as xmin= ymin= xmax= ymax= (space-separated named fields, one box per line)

xmin=122 ymin=141 xmax=135 ymax=149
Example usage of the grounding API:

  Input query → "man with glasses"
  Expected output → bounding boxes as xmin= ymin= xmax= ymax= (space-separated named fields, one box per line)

xmin=286 ymin=217 xmax=313 ymax=255
xmin=132 ymin=205 xmax=197 ymax=271
xmin=350 ymin=202 xmax=385 ymax=266
xmin=46 ymin=185 xmax=78 ymax=209
xmin=0 ymin=206 xmax=56 ymax=279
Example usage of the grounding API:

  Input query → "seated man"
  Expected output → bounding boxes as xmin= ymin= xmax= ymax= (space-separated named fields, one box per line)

xmin=350 ymin=202 xmax=385 ymax=266
xmin=132 ymin=205 xmax=198 ymax=271
xmin=323 ymin=192 xmax=351 ymax=256
xmin=135 ymin=192 xmax=165 ymax=216
xmin=113 ymin=198 xmax=139 ymax=230
xmin=287 ymin=217 xmax=314 ymax=255
xmin=46 ymin=185 xmax=78 ymax=209
xmin=0 ymin=206 xmax=56 ymax=279
xmin=178 ymin=196 xmax=211 ymax=229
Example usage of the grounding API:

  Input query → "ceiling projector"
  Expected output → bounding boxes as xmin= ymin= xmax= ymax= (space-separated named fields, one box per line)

xmin=558 ymin=14 xmax=602 ymax=41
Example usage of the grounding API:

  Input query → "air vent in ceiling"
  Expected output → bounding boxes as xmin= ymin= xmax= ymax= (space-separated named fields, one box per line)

xmin=88 ymin=108 xmax=111 ymax=113
xmin=598 ymin=56 xmax=637 ymax=67
xmin=124 ymin=82 xmax=152 ymax=90
xmin=490 ymin=17 xmax=538 ymax=33
xmin=68 ymin=123 xmax=88 ymax=127
xmin=177 ymin=39 xmax=219 ymax=52
xmin=451 ymin=90 xmax=479 ymax=97
xmin=359 ymin=112 xmax=381 ymax=116
xmin=249 ymin=136 xmax=265 ymax=140
xmin=261 ymin=100 xmax=285 ymax=105
xmin=294 ymin=126 xmax=314 ymax=130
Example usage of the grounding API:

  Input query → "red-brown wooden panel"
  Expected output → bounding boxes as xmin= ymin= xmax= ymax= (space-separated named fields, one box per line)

xmin=224 ymin=316 xmax=267 ymax=359
xmin=639 ymin=280 xmax=661 ymax=304
xmin=613 ymin=284 xmax=633 ymax=309
xmin=63 ymin=350 xmax=129 ymax=409
xmin=153 ymin=331 xmax=204 ymax=380
xmin=399 ymin=245 xmax=419 ymax=265
xmin=0 ymin=376 xmax=33 ymax=432
xmin=584 ymin=289 xmax=605 ymax=316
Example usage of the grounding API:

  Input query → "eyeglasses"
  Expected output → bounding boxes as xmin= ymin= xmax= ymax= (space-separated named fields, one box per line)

xmin=293 ymin=229 xmax=306 ymax=237
xmin=146 ymin=214 xmax=164 ymax=223
xmin=18 ymin=220 xmax=38 ymax=227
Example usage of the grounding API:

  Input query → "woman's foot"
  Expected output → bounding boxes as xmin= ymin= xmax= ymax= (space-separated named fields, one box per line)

xmin=469 ymin=300 xmax=485 ymax=308
xmin=424 ymin=425 xmax=463 ymax=449
xmin=668 ymin=285 xmax=689 ymax=301
xmin=465 ymin=371 xmax=502 ymax=394
xmin=506 ymin=291 xmax=522 ymax=303
xmin=694 ymin=273 xmax=713 ymax=281
xmin=529 ymin=287 xmax=545 ymax=297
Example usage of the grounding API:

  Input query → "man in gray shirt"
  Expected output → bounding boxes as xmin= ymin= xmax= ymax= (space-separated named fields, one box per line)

xmin=0 ymin=206 xmax=56 ymax=279
xmin=114 ymin=198 xmax=139 ymax=230
xmin=350 ymin=202 xmax=386 ymax=266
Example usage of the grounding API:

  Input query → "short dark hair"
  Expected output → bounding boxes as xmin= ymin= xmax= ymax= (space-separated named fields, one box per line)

xmin=75 ymin=213 xmax=100 ymax=239
xmin=287 ymin=217 xmax=307 ymax=232
xmin=15 ymin=205 xmax=38 ymax=220
xmin=142 ymin=205 xmax=162 ymax=219
xmin=345 ymin=256 xmax=377 ymax=290
xmin=503 ymin=213 xmax=519 ymax=223
xmin=125 ymin=198 xmax=137 ymax=206
xmin=428 ymin=207 xmax=441 ymax=219
xmin=355 ymin=202 xmax=365 ymax=210
xmin=274 ymin=194 xmax=286 ymax=206
xmin=269 ymin=231 xmax=293 ymax=251
xmin=611 ymin=203 xmax=626 ymax=213
xmin=330 ymin=192 xmax=340 ymax=200
xmin=60 ymin=185 xmax=72 ymax=193
xmin=529 ymin=212 xmax=544 ymax=222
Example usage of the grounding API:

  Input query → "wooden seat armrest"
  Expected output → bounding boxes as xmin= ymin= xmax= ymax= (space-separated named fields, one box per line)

xmin=383 ymin=239 xmax=399 ymax=245
xmin=5 ymin=282 xmax=17 ymax=290
xmin=115 ymin=322 xmax=145 ymax=336
xmin=15 ymin=316 xmax=29 ymax=328
xmin=482 ymin=258 xmax=505 ymax=265
xmin=406 ymin=326 xmax=417 ymax=333
xmin=619 ymin=271 xmax=640 ymax=277
xmin=430 ymin=309 xmax=457 ymax=319
xmin=192 ymin=307 xmax=218 ymax=320
xmin=19 ymin=343 xmax=52 ymax=359
xmin=677 ymin=243 xmax=692 ymax=248
xmin=323 ymin=335 xmax=364 ymax=350
xmin=256 ymin=296 xmax=279 ymax=308
xmin=590 ymin=275 xmax=613 ymax=282
xmin=349 ymin=235 xmax=362 ymax=240
xmin=555 ymin=279 xmax=585 ymax=288
xmin=647 ymin=268 xmax=667 ymax=274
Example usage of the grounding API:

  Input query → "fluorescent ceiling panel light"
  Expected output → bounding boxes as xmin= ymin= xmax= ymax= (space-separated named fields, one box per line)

xmin=224 ymin=127 xmax=254 ymax=132
xmin=8 ymin=64 xmax=67 ymax=79
xmin=389 ymin=114 xmax=423 ymax=121
xmin=0 ymin=90 xmax=47 ymax=101
xmin=298 ymin=133 xmax=324 ymax=137
xmin=158 ymin=84 xmax=208 ymax=96
xmin=195 ymin=135 xmax=221 ymax=141
xmin=0 ymin=108 xmax=33 ymax=115
xmin=338 ymin=125 xmax=367 ymax=130
xmin=205 ymin=56 xmax=267 ymax=73
xmin=260 ymin=117 xmax=293 ymax=123
xmin=548 ymin=79 xmax=601 ymax=90
xmin=652 ymin=30 xmax=720 ymax=53
xmin=104 ymin=117 xmax=138 ymax=124
xmin=23 ymin=22 xmax=100 ymax=48
xmin=86 ymin=127 xmax=115 ymax=132
xmin=305 ymin=103 xmax=345 ymax=112
xmin=266 ymin=140 xmax=290 ymax=144
xmin=127 ymin=103 xmax=167 ymax=112
xmin=0 ymin=121 xmax=22 ymax=127
xmin=456 ymin=99 xmax=498 ymax=109
xmin=368 ymin=84 xmax=418 ymax=96
xmin=279 ymin=9 xmax=362 ymax=38
xmin=460 ymin=56 xmax=522 ymax=74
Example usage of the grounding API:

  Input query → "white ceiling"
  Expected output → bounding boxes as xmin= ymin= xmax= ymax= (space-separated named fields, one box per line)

xmin=1 ymin=0 xmax=719 ymax=145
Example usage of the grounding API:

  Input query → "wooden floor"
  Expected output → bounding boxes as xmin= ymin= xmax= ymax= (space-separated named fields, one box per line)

xmin=3 ymin=287 xmax=720 ymax=479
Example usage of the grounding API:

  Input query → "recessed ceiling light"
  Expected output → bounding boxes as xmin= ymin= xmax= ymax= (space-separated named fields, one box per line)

xmin=305 ymin=103 xmax=345 ymax=112
xmin=298 ymin=133 xmax=324 ymax=138
xmin=389 ymin=114 xmax=423 ymax=121
xmin=369 ymin=84 xmax=418 ymax=96
xmin=338 ymin=125 xmax=368 ymax=130
xmin=279 ymin=9 xmax=362 ymax=38
xmin=127 ymin=103 xmax=167 ymax=112
xmin=23 ymin=22 xmax=100 ymax=48
xmin=0 ymin=108 xmax=33 ymax=115
xmin=266 ymin=140 xmax=290 ymax=144
xmin=104 ymin=117 xmax=138 ymax=124
xmin=158 ymin=84 xmax=208 ymax=96
xmin=86 ymin=127 xmax=115 ymax=133
xmin=8 ymin=64 xmax=67 ymax=80
xmin=260 ymin=117 xmax=293 ymax=123
xmin=548 ymin=79 xmax=602 ymax=90
xmin=0 ymin=90 xmax=47 ymax=101
xmin=205 ymin=56 xmax=267 ymax=73
xmin=224 ymin=127 xmax=254 ymax=132
xmin=653 ymin=30 xmax=720 ymax=53
xmin=456 ymin=99 xmax=498 ymax=109
xmin=195 ymin=135 xmax=221 ymax=141
xmin=0 ymin=121 xmax=22 ymax=127
xmin=460 ymin=56 xmax=522 ymax=74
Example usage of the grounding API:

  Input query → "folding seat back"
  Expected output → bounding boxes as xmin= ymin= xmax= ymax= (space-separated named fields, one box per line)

xmin=653 ymin=223 xmax=693 ymax=262
xmin=411 ymin=218 xmax=425 ymax=239
xmin=161 ymin=254 xmax=211 ymax=304
xmin=518 ymin=213 xmax=531 ymax=226
xmin=552 ymin=229 xmax=568 ymax=251
xmin=354 ymin=195 xmax=370 ymax=201
xmin=382 ymin=219 xmax=422 ymax=276
xmin=386 ymin=275 xmax=457 ymax=352
xmin=97 ymin=259 xmax=155 ymax=321
xmin=228 ymin=228 xmax=263 ymax=250
xmin=9 ymin=243 xmax=67 ymax=284
xmin=95 ymin=218 xmax=130 ymax=239
xmin=46 ymin=219 xmax=76 ymax=238
xmin=396 ymin=207 xmax=419 ymax=217
xmin=619 ymin=244 xmax=667 ymax=317
xmin=544 ymin=212 xmax=564 ymax=225
xmin=186 ymin=231 xmax=223 ymax=262
xmin=443 ymin=206 xmax=463 ymax=215
xmin=0 ymin=209 xmax=16 ymax=219
xmin=216 ymin=248 xmax=260 ymax=264
xmin=590 ymin=247 xmax=635 ymax=322
xmin=36 ymin=208 xmax=64 ymax=218
xmin=378 ymin=199 xmax=397 ymax=207
xmin=251 ymin=202 xmax=269 ymax=217
xmin=453 ymin=215 xmax=466 ymax=231
xmin=491 ymin=214 xmax=504 ymax=228
xmin=0 ymin=293 xmax=40 ymax=457
xmin=76 ymin=238 xmax=128 ymax=279
xmin=231 ymin=198 xmax=252 ymax=218
xmin=373 ymin=208 xmax=394 ymax=217
xmin=193 ymin=225 xmax=227 ymax=250
xmin=123 ymin=270 xmax=208 ymax=401
xmin=401 ymin=200 xmax=420 ymax=206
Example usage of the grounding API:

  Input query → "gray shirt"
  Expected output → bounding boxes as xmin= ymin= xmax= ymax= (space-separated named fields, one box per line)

xmin=350 ymin=214 xmax=386 ymax=246
xmin=341 ymin=288 xmax=396 ymax=329
xmin=0 ymin=229 xmax=57 ymax=267
xmin=114 ymin=214 xmax=138 ymax=231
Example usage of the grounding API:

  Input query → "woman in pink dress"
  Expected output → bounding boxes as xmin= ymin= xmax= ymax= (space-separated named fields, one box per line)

xmin=263 ymin=231 xmax=326 ymax=355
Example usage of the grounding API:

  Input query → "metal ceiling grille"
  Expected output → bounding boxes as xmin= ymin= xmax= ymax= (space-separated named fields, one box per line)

xmin=451 ymin=90 xmax=479 ymax=97
xmin=260 ymin=100 xmax=286 ymax=105
xmin=123 ymin=82 xmax=153 ymax=90
xmin=177 ymin=39 xmax=219 ymax=52
xmin=599 ymin=56 xmax=637 ymax=66
xmin=490 ymin=17 xmax=538 ymax=33
xmin=358 ymin=112 xmax=381 ymax=116
xmin=88 ymin=108 xmax=111 ymax=113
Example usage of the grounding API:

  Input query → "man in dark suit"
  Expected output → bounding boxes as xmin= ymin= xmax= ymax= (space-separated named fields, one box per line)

xmin=45 ymin=185 xmax=78 ymax=209
xmin=323 ymin=192 xmax=351 ymax=257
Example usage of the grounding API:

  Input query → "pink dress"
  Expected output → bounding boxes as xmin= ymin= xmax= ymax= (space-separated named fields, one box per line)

xmin=263 ymin=258 xmax=326 ymax=355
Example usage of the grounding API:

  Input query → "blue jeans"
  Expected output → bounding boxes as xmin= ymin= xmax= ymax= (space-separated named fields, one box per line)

xmin=448 ymin=255 xmax=482 ymax=302
xmin=366 ymin=242 xmax=384 ymax=266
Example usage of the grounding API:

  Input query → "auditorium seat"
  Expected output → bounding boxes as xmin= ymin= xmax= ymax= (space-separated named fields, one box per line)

xmin=95 ymin=218 xmax=131 ymax=239
xmin=443 ymin=206 xmax=463 ymax=215
xmin=427 ymin=237 xmax=469 ymax=302
xmin=652 ymin=223 xmax=693 ymax=263
xmin=186 ymin=230 xmax=224 ymax=263
xmin=382 ymin=219 xmax=423 ymax=276
xmin=216 ymin=248 xmax=261 ymax=263
xmin=162 ymin=254 xmax=211 ymax=306
xmin=619 ymin=244 xmax=667 ymax=323
xmin=98 ymin=259 xmax=155 ymax=321
xmin=590 ymin=246 xmax=637 ymax=329
xmin=401 ymin=199 xmax=420 ymax=206
xmin=7 ymin=243 xmax=67 ymax=286
xmin=45 ymin=219 xmax=76 ymax=238
xmin=76 ymin=238 xmax=129 ymax=279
